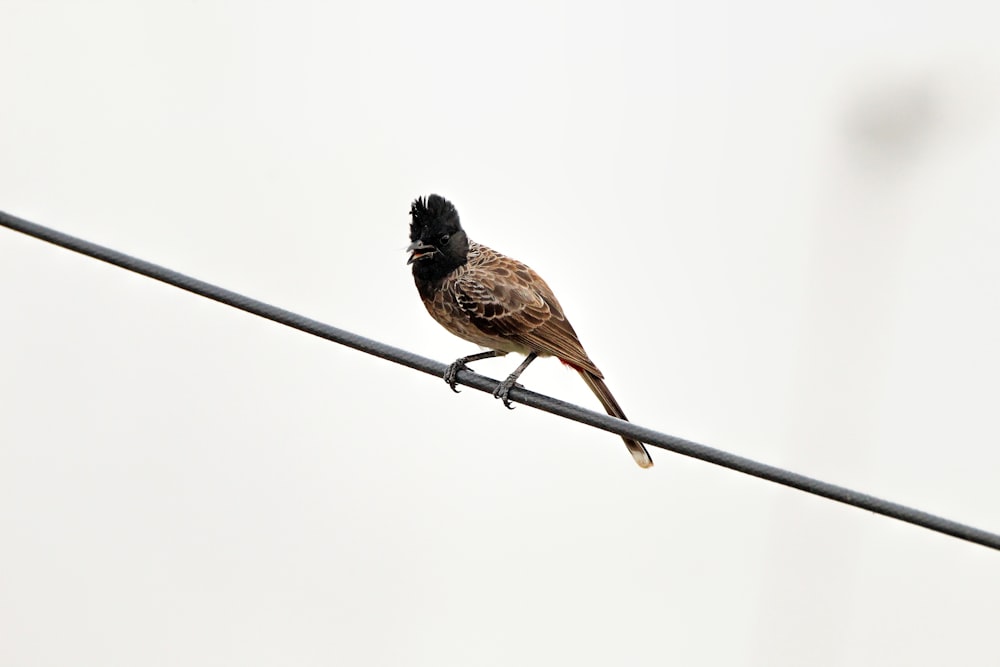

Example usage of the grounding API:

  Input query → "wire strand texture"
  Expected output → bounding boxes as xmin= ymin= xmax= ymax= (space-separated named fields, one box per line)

xmin=2 ymin=209 xmax=998 ymax=552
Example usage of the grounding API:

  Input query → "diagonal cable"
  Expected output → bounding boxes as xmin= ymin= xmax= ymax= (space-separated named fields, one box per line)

xmin=2 ymin=209 xmax=998 ymax=551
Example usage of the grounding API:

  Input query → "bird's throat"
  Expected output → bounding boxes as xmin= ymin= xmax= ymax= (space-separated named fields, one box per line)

xmin=411 ymin=254 xmax=465 ymax=285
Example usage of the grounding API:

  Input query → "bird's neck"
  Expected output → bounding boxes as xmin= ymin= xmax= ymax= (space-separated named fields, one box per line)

xmin=411 ymin=237 xmax=473 ymax=285
xmin=412 ymin=252 xmax=467 ymax=289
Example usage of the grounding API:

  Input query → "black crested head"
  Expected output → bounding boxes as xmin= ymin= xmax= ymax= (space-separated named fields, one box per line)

xmin=408 ymin=194 xmax=470 ymax=283
xmin=409 ymin=194 xmax=461 ymax=242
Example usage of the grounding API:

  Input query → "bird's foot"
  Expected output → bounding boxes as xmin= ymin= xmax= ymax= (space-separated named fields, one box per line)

xmin=493 ymin=375 xmax=524 ymax=409
xmin=444 ymin=361 xmax=469 ymax=392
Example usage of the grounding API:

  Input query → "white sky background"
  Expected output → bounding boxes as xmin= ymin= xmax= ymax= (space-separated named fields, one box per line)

xmin=2 ymin=1 xmax=999 ymax=665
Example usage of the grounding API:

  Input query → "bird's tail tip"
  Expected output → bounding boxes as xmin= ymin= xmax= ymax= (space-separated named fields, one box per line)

xmin=627 ymin=440 xmax=654 ymax=469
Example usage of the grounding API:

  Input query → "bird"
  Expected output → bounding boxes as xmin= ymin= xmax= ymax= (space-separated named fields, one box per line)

xmin=407 ymin=194 xmax=653 ymax=468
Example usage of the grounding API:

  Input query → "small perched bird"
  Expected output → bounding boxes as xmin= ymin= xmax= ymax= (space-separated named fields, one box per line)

xmin=407 ymin=194 xmax=653 ymax=468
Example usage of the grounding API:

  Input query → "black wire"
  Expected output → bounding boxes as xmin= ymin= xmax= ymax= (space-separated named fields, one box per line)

xmin=2 ymin=209 xmax=998 ymax=552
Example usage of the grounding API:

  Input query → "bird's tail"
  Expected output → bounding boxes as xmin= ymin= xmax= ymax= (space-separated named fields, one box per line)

xmin=577 ymin=369 xmax=653 ymax=468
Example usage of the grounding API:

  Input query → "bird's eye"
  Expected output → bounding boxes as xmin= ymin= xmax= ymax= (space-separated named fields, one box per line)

xmin=439 ymin=234 xmax=451 ymax=245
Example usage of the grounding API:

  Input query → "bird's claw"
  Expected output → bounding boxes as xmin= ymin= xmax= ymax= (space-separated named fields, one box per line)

xmin=493 ymin=376 xmax=523 ymax=409
xmin=444 ymin=361 xmax=468 ymax=392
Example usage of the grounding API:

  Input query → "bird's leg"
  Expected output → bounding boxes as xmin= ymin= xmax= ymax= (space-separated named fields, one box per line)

xmin=494 ymin=352 xmax=538 ymax=409
xmin=444 ymin=350 xmax=504 ymax=392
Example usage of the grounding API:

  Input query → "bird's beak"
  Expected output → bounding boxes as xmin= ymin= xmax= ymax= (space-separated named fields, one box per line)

xmin=407 ymin=239 xmax=435 ymax=264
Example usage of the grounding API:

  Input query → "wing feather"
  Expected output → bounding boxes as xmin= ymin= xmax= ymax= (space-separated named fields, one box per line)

xmin=453 ymin=250 xmax=602 ymax=377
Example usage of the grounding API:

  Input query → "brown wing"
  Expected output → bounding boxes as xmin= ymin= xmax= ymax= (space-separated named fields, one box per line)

xmin=453 ymin=250 xmax=603 ymax=377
